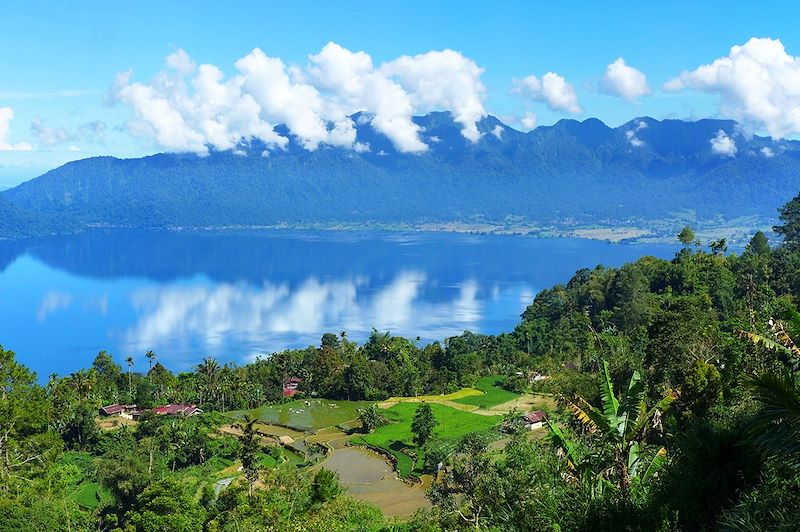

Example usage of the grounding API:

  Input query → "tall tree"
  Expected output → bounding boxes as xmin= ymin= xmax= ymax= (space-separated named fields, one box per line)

xmin=412 ymin=403 xmax=437 ymax=447
xmin=0 ymin=346 xmax=53 ymax=493
xmin=236 ymin=415 xmax=260 ymax=498
xmin=746 ymin=230 xmax=771 ymax=256
xmin=678 ymin=225 xmax=695 ymax=247
xmin=145 ymin=350 xmax=157 ymax=371
xmin=774 ymin=191 xmax=800 ymax=251
xmin=126 ymin=355 xmax=134 ymax=397
xmin=196 ymin=357 xmax=221 ymax=406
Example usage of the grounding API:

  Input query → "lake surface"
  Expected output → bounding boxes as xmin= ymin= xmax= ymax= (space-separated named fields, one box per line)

xmin=0 ymin=229 xmax=678 ymax=379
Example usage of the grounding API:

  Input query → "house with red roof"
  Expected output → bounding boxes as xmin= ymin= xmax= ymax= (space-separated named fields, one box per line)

xmin=99 ymin=404 xmax=138 ymax=417
xmin=152 ymin=404 xmax=202 ymax=416
xmin=283 ymin=377 xmax=302 ymax=398
xmin=522 ymin=410 xmax=548 ymax=430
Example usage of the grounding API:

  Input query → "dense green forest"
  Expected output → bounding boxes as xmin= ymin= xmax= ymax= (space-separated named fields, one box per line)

xmin=2 ymin=191 xmax=800 ymax=531
xmin=2 ymin=113 xmax=800 ymax=239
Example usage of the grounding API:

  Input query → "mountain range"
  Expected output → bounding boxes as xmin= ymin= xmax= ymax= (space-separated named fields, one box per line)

xmin=2 ymin=112 xmax=799 ymax=239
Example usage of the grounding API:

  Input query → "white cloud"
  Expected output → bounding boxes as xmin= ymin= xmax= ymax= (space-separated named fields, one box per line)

xmin=110 ymin=43 xmax=488 ymax=155
xmin=165 ymin=48 xmax=196 ymax=76
xmin=626 ymin=119 xmax=647 ymax=147
xmin=30 ymin=116 xmax=72 ymax=147
xmin=520 ymin=112 xmax=537 ymax=131
xmin=600 ymin=58 xmax=651 ymax=102
xmin=665 ymin=38 xmax=800 ymax=138
xmin=0 ymin=107 xmax=33 ymax=151
xmin=382 ymin=49 xmax=486 ymax=142
xmin=513 ymin=72 xmax=582 ymax=114
xmin=491 ymin=124 xmax=504 ymax=139
xmin=710 ymin=130 xmax=737 ymax=156
xmin=626 ymin=130 xmax=644 ymax=147
xmin=761 ymin=146 xmax=775 ymax=157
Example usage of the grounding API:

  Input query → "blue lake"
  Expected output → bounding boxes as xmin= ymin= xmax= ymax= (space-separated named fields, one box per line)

xmin=0 ymin=229 xmax=678 ymax=379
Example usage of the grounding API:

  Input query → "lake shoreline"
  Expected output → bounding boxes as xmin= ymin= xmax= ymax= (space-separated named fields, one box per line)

xmin=71 ymin=217 xmax=769 ymax=246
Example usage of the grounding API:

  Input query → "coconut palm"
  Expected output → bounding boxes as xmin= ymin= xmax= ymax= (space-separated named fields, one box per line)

xmin=145 ymin=350 xmax=157 ymax=371
xmin=125 ymin=355 xmax=134 ymax=396
xmin=556 ymin=360 xmax=678 ymax=500
xmin=71 ymin=369 xmax=97 ymax=402
xmin=357 ymin=404 xmax=388 ymax=433
xmin=196 ymin=357 xmax=221 ymax=406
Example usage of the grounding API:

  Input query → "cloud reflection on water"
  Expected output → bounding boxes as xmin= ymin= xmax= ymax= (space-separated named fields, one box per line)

xmin=123 ymin=271 xmax=483 ymax=365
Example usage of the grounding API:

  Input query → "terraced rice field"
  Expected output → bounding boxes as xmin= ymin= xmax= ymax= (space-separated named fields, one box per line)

xmin=229 ymin=399 xmax=373 ymax=431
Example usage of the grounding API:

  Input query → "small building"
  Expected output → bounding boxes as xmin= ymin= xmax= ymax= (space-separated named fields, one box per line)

xmin=153 ymin=403 xmax=202 ymax=416
xmin=283 ymin=377 xmax=302 ymax=398
xmin=522 ymin=410 xmax=548 ymax=430
xmin=123 ymin=409 xmax=149 ymax=421
xmin=99 ymin=404 xmax=138 ymax=417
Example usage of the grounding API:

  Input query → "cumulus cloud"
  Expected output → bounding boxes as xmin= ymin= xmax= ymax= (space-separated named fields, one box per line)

xmin=600 ymin=58 xmax=651 ymax=102
xmin=491 ymin=124 xmax=504 ymax=139
xmin=710 ymin=130 xmax=737 ymax=156
xmin=30 ymin=115 xmax=72 ymax=147
xmin=513 ymin=72 xmax=582 ymax=114
xmin=664 ymin=38 xmax=800 ymax=138
xmin=761 ymin=146 xmax=775 ymax=157
xmin=382 ymin=48 xmax=486 ymax=142
xmin=0 ymin=107 xmax=33 ymax=151
xmin=110 ymin=43 xmax=488 ymax=154
xmin=520 ymin=112 xmax=537 ymax=131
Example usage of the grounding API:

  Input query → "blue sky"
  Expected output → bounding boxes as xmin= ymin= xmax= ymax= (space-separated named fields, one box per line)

xmin=1 ymin=1 xmax=799 ymax=186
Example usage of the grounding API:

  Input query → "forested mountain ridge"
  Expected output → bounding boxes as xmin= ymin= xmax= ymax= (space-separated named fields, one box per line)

xmin=2 ymin=112 xmax=799 ymax=238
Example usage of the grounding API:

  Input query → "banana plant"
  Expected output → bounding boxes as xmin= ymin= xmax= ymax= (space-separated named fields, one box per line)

xmin=737 ymin=319 xmax=800 ymax=464
xmin=553 ymin=360 xmax=678 ymax=500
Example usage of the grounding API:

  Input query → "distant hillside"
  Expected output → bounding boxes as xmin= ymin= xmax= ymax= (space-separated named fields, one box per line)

xmin=0 ymin=195 xmax=76 ymax=239
xmin=2 ymin=112 xmax=799 ymax=239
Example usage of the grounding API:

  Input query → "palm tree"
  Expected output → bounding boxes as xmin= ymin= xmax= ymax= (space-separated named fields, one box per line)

xmin=71 ymin=369 xmax=97 ymax=402
xmin=125 ymin=355 xmax=134 ymax=396
xmin=196 ymin=357 xmax=221 ymax=406
xmin=145 ymin=350 xmax=157 ymax=371
xmin=555 ymin=360 xmax=678 ymax=500
xmin=357 ymin=404 xmax=388 ymax=433
xmin=737 ymin=320 xmax=800 ymax=463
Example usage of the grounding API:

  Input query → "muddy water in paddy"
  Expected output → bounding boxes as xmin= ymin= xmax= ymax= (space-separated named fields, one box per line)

xmin=321 ymin=445 xmax=431 ymax=516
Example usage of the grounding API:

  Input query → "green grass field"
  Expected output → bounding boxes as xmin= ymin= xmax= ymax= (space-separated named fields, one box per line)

xmin=385 ymin=388 xmax=483 ymax=402
xmin=453 ymin=375 xmax=519 ymax=409
xmin=69 ymin=482 xmax=109 ymax=510
xmin=229 ymin=399 xmax=373 ymax=431
xmin=352 ymin=402 xmax=501 ymax=477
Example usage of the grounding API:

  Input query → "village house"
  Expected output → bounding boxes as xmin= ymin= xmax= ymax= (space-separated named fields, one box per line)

xmin=153 ymin=403 xmax=202 ymax=416
xmin=99 ymin=404 xmax=138 ymax=417
xmin=522 ymin=410 xmax=548 ymax=430
xmin=283 ymin=377 xmax=302 ymax=398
